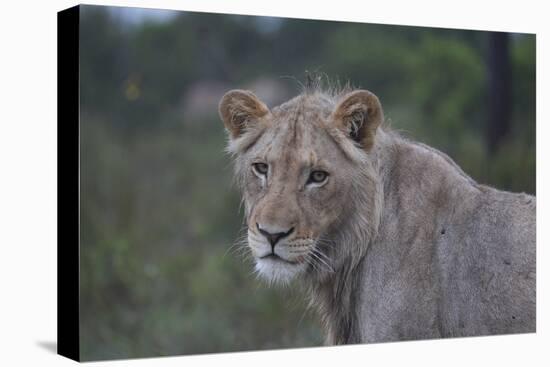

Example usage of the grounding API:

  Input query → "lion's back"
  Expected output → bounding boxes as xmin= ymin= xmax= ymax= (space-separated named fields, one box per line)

xmin=439 ymin=186 xmax=536 ymax=336
xmin=359 ymin=139 xmax=536 ymax=341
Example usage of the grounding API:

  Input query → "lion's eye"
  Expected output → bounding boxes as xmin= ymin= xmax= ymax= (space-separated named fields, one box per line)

xmin=252 ymin=163 xmax=269 ymax=176
xmin=308 ymin=170 xmax=329 ymax=185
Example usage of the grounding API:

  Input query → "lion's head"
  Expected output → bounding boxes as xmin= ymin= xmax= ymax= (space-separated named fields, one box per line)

xmin=219 ymin=88 xmax=384 ymax=284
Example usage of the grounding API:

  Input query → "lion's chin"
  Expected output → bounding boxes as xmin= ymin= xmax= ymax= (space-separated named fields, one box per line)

xmin=254 ymin=257 xmax=306 ymax=285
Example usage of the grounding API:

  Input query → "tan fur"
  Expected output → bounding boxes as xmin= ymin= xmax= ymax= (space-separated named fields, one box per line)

xmin=219 ymin=90 xmax=270 ymax=139
xmin=219 ymin=86 xmax=536 ymax=344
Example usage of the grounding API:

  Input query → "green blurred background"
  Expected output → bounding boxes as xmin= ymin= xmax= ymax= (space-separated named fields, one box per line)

xmin=78 ymin=5 xmax=535 ymax=361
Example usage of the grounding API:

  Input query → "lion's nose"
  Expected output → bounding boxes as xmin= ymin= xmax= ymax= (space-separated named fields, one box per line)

xmin=256 ymin=223 xmax=295 ymax=251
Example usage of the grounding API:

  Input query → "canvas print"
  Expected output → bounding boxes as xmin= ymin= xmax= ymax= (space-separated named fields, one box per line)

xmin=58 ymin=4 xmax=536 ymax=362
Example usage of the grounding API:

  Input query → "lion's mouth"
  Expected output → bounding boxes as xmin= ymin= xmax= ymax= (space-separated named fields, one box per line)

xmin=259 ymin=253 xmax=299 ymax=264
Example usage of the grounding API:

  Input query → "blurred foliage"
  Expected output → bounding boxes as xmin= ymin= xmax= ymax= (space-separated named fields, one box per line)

xmin=78 ymin=5 xmax=535 ymax=361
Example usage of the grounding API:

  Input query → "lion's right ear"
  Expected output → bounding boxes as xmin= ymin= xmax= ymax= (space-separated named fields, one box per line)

xmin=330 ymin=90 xmax=383 ymax=151
xmin=218 ymin=90 xmax=270 ymax=139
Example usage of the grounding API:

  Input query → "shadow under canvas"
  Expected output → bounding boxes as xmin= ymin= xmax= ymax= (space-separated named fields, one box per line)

xmin=37 ymin=340 xmax=57 ymax=354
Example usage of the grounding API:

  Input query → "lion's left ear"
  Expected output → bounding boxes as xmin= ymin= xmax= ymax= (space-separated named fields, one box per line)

xmin=218 ymin=89 xmax=270 ymax=139
xmin=330 ymin=90 xmax=384 ymax=151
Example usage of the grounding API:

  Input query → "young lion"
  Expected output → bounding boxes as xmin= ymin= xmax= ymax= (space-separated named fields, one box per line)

xmin=218 ymin=86 xmax=536 ymax=344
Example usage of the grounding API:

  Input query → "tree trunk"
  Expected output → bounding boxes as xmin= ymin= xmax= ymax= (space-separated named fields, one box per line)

xmin=486 ymin=32 xmax=511 ymax=155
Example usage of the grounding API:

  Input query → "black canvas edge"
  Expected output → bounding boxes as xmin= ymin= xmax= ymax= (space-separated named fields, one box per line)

xmin=57 ymin=5 xmax=80 ymax=362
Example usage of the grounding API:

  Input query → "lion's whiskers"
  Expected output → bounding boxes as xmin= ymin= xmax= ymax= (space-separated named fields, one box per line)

xmin=309 ymin=249 xmax=335 ymax=273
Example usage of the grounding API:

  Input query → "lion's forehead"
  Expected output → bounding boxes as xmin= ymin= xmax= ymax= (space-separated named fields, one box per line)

xmin=255 ymin=119 xmax=330 ymax=165
xmin=241 ymin=94 xmax=352 ymax=168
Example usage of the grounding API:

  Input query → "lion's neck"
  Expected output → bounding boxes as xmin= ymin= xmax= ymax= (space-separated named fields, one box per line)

xmin=304 ymin=131 xmax=394 ymax=345
xmin=306 ymin=256 xmax=366 ymax=345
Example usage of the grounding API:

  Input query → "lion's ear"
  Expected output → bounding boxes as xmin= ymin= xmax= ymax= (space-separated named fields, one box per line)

xmin=330 ymin=90 xmax=383 ymax=151
xmin=218 ymin=90 xmax=270 ymax=139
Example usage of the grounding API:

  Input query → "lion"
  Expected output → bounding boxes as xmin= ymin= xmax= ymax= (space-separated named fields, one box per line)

xmin=218 ymin=85 xmax=536 ymax=345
